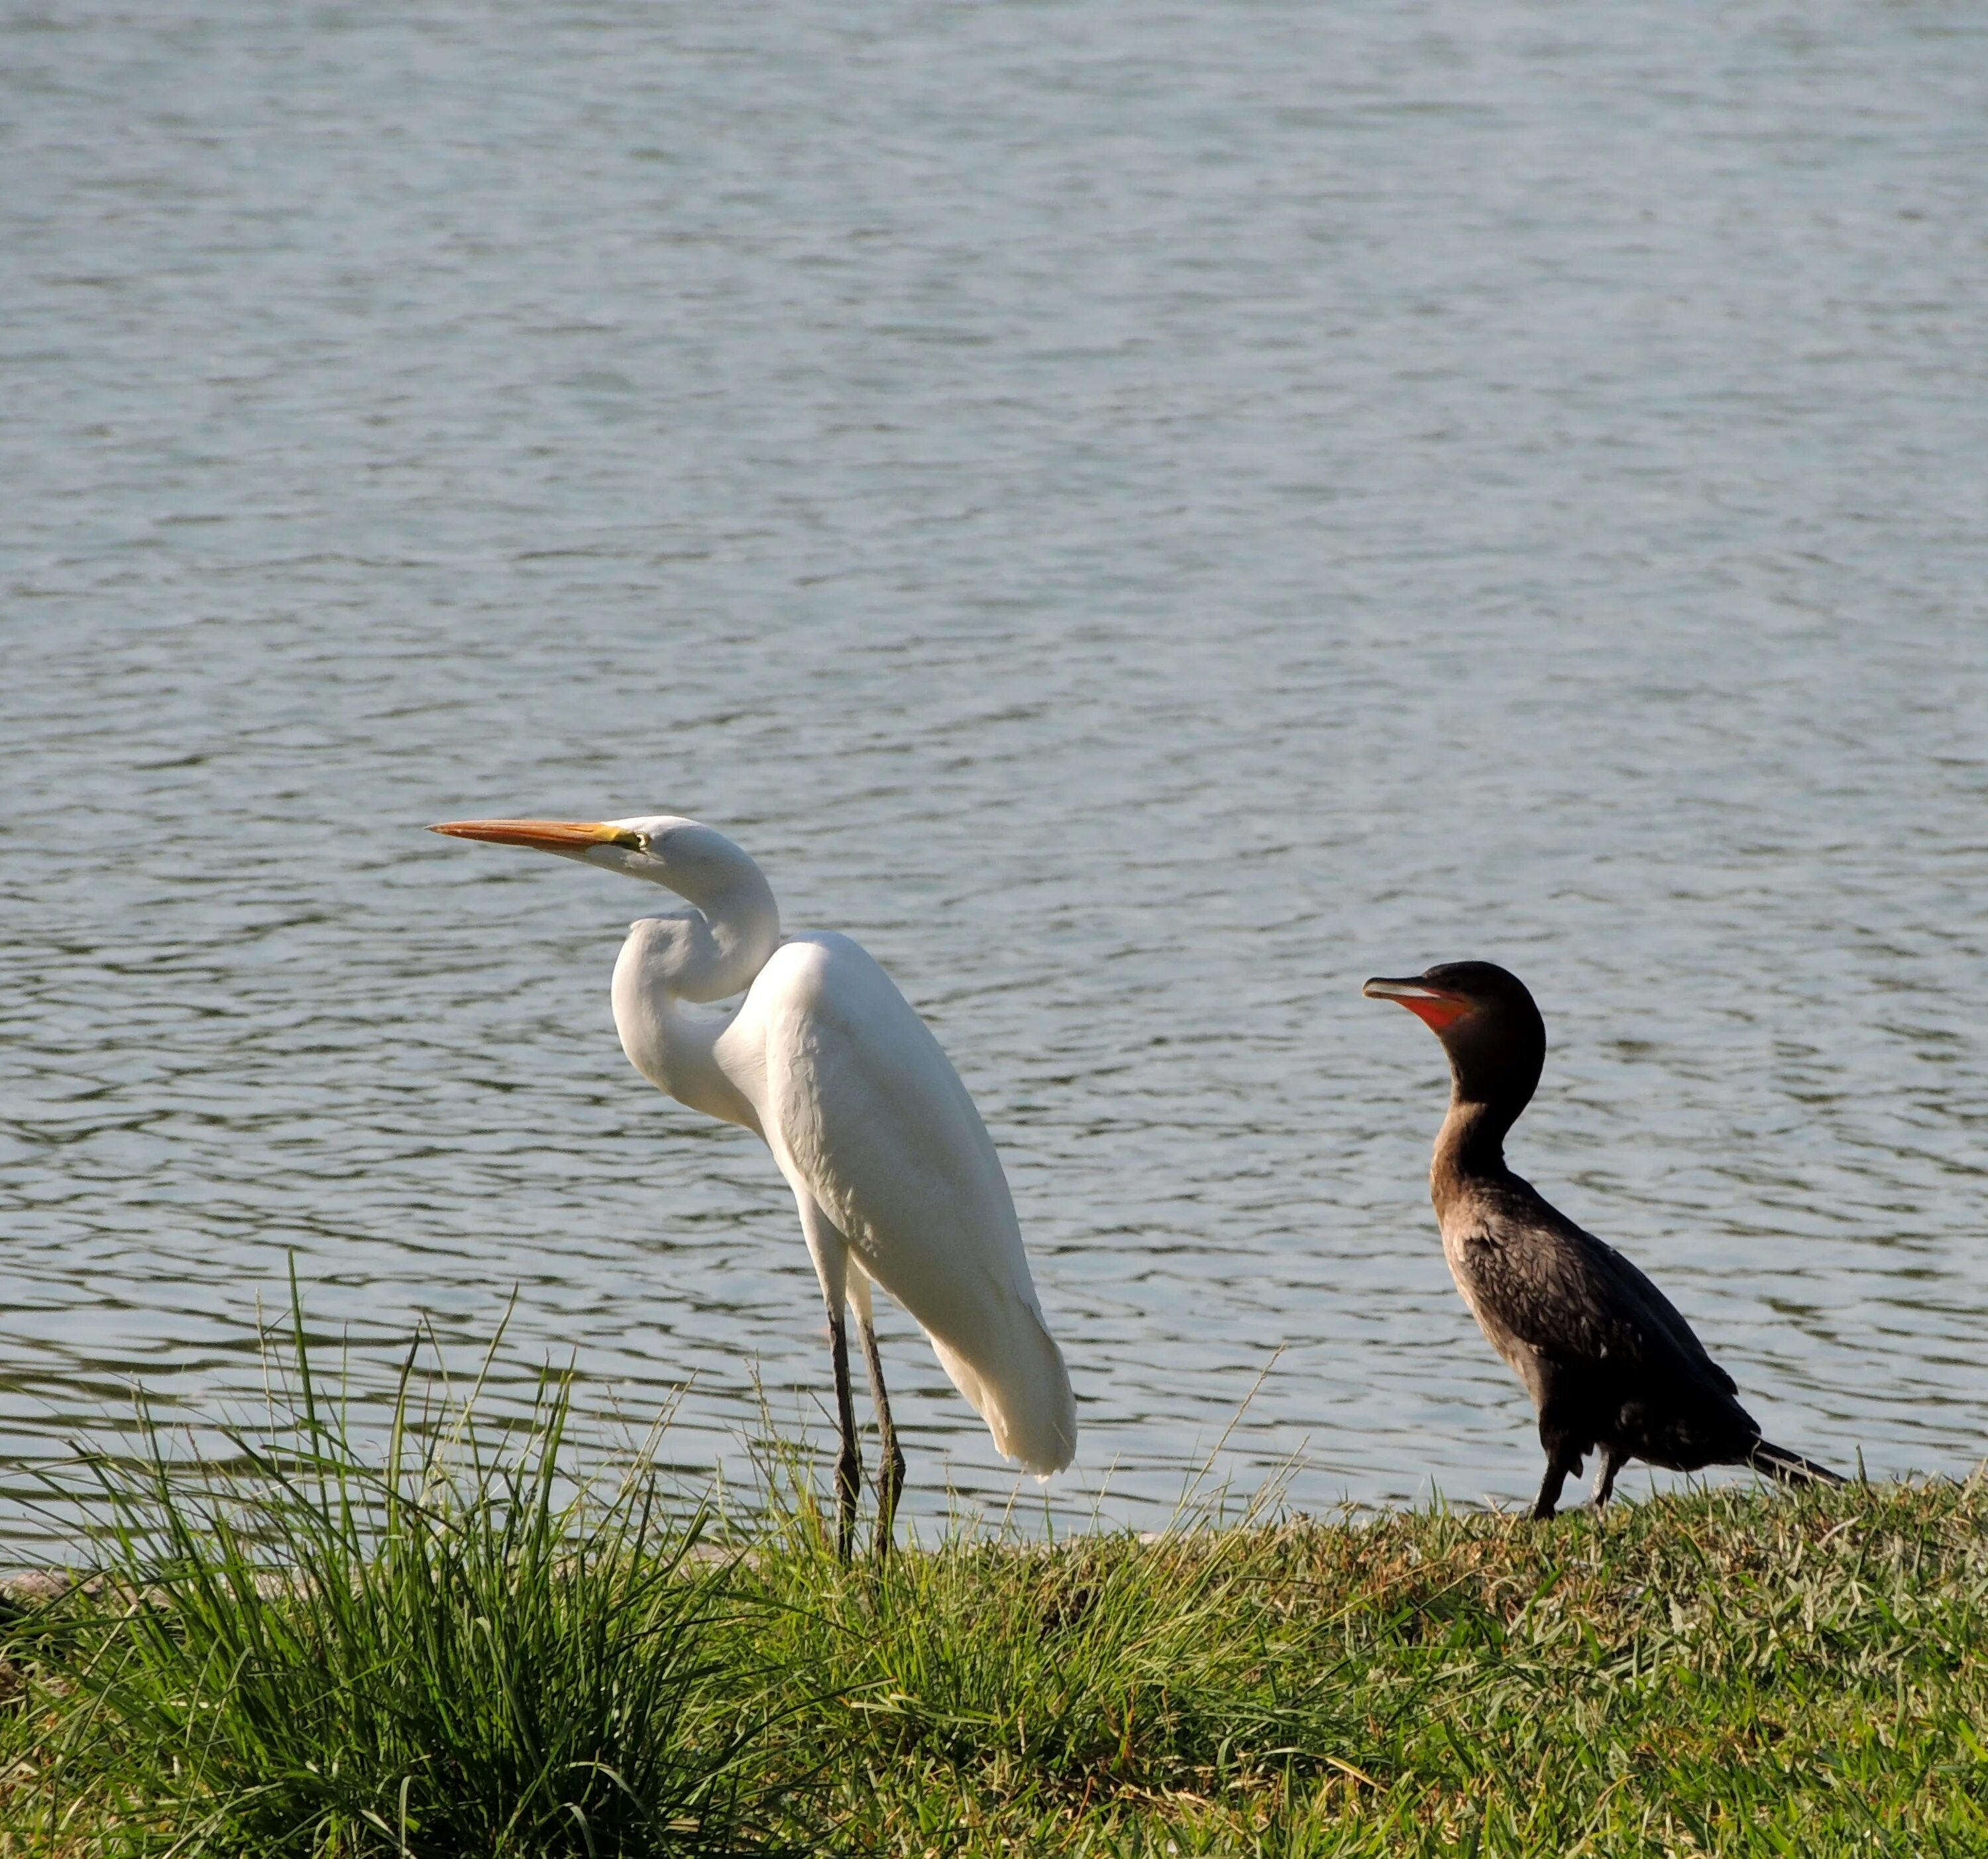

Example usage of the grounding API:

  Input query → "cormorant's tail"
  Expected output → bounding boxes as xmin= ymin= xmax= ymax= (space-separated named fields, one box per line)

xmin=1747 ymin=1438 xmax=1846 ymax=1487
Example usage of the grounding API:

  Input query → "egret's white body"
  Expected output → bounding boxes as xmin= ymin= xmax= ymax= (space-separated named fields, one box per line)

xmin=432 ymin=813 xmax=1075 ymax=1551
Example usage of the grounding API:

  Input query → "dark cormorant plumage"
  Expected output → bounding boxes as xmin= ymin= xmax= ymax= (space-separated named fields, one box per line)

xmin=1364 ymin=960 xmax=1844 ymax=1519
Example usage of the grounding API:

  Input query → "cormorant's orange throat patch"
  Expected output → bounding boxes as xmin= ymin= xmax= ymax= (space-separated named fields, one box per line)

xmin=1398 ymin=993 xmax=1472 ymax=1033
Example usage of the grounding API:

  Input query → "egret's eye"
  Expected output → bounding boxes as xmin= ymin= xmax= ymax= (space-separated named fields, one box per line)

xmin=610 ymin=828 xmax=649 ymax=852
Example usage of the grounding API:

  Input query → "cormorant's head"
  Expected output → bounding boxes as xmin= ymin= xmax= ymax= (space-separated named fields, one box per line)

xmin=1362 ymin=960 xmax=1547 ymax=1113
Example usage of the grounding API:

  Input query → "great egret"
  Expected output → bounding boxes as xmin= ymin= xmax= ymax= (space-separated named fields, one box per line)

xmin=1364 ymin=961 xmax=1842 ymax=1517
xmin=431 ymin=815 xmax=1076 ymax=1556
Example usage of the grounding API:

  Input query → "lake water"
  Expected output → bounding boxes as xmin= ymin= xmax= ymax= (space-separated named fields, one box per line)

xmin=5 ymin=0 xmax=1987 ymax=1551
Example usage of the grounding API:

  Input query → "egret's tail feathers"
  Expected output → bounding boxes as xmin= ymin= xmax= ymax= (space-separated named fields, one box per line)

xmin=928 ymin=1306 xmax=1076 ymax=1477
xmin=1747 ymin=1438 xmax=1847 ymax=1487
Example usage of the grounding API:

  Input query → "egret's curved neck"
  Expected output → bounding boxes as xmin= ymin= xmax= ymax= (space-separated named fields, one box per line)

xmin=609 ymin=826 xmax=781 ymax=1131
xmin=641 ymin=829 xmax=781 ymax=1004
xmin=612 ymin=942 xmax=763 ymax=1131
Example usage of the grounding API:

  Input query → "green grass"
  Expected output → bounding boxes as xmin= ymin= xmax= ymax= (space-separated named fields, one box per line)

xmin=3 ymin=1312 xmax=1984 ymax=1856
xmin=720 ymin=1473 xmax=1988 ymax=1856
xmin=0 ymin=1316 xmax=793 ymax=1859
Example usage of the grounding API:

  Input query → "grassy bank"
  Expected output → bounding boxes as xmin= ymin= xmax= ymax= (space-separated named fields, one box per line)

xmin=1 ymin=1333 xmax=1983 ymax=1856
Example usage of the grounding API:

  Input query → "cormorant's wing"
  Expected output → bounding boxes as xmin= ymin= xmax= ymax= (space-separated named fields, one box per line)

xmin=1463 ymin=1180 xmax=1740 ymax=1398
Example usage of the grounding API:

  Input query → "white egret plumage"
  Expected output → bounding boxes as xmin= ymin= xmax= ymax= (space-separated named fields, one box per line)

xmin=429 ymin=815 xmax=1076 ymax=1556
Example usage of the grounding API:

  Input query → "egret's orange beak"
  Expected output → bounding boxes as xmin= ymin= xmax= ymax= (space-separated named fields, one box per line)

xmin=429 ymin=818 xmax=645 ymax=853
xmin=1362 ymin=975 xmax=1474 ymax=1033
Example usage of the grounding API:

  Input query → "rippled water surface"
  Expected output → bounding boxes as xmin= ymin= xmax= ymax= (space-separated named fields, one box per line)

xmin=6 ymin=1 xmax=1988 ymax=1549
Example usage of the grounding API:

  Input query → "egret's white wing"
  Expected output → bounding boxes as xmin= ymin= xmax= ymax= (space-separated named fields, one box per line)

xmin=740 ymin=933 xmax=1075 ymax=1473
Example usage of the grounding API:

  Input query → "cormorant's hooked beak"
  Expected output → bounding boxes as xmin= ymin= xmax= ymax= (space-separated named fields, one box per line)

xmin=430 ymin=818 xmax=645 ymax=856
xmin=1362 ymin=974 xmax=1474 ymax=1033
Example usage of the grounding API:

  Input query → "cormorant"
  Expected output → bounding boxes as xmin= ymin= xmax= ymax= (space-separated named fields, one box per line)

xmin=1364 ymin=960 xmax=1844 ymax=1518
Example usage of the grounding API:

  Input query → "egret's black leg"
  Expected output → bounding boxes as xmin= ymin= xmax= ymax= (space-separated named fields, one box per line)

xmin=857 ymin=1312 xmax=907 ymax=1559
xmin=1533 ymin=1441 xmax=1578 ymax=1520
xmin=1592 ymin=1446 xmax=1627 ymax=1510
xmin=827 ymin=1310 xmax=861 ymax=1561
